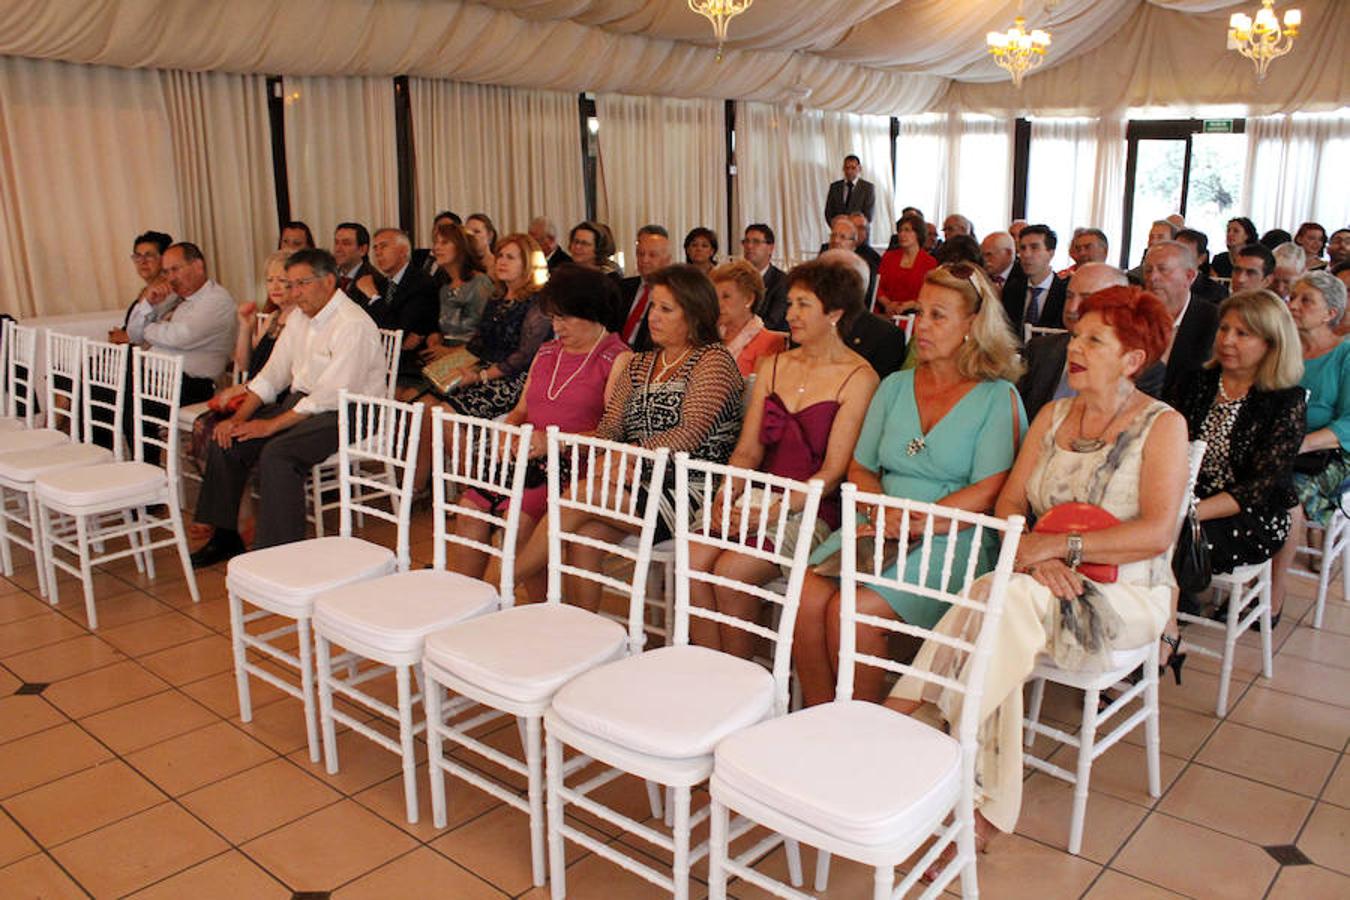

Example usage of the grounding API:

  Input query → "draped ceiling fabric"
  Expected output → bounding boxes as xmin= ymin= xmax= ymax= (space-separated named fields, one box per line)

xmin=409 ymin=79 xmax=585 ymax=245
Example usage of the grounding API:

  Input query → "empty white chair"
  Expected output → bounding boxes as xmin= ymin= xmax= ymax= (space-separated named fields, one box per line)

xmin=0 ymin=325 xmax=75 ymax=455
xmin=706 ymin=486 xmax=1025 ymax=900
xmin=0 ymin=319 xmax=39 ymax=432
xmin=1180 ymin=559 xmax=1273 ymax=716
xmin=543 ymin=453 xmax=824 ymax=899
xmin=227 ymin=389 xmax=413 ymax=764
xmin=0 ymin=337 xmax=122 ymax=596
xmin=422 ymin=428 xmax=669 ymax=888
xmin=34 ymin=349 xmax=199 ymax=628
xmin=313 ymin=409 xmax=530 ymax=824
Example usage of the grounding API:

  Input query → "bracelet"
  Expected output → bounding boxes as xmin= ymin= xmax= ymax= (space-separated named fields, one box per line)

xmin=1065 ymin=533 xmax=1084 ymax=570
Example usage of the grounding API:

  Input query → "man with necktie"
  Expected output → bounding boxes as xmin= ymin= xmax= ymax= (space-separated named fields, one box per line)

xmin=823 ymin=155 xmax=875 ymax=225
xmin=1000 ymin=224 xmax=1067 ymax=335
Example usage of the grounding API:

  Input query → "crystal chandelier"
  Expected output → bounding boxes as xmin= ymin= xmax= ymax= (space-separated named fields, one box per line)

xmin=1228 ymin=0 xmax=1301 ymax=81
xmin=986 ymin=15 xmax=1052 ymax=88
xmin=687 ymin=0 xmax=754 ymax=61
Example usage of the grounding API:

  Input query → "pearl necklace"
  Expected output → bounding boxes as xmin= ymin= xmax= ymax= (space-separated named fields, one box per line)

xmin=546 ymin=329 xmax=606 ymax=401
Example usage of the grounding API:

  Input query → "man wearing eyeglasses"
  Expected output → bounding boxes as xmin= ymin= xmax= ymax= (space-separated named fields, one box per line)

xmin=741 ymin=224 xmax=787 ymax=330
xmin=191 ymin=248 xmax=386 ymax=565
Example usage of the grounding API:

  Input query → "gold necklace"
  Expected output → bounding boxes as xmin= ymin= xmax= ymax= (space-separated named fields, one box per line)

xmin=546 ymin=328 xmax=606 ymax=401
xmin=1071 ymin=388 xmax=1134 ymax=453
xmin=655 ymin=346 xmax=692 ymax=381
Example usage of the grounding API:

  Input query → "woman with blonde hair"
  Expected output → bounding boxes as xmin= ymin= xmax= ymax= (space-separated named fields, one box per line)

xmin=710 ymin=259 xmax=786 ymax=376
xmin=793 ymin=262 xmax=1027 ymax=707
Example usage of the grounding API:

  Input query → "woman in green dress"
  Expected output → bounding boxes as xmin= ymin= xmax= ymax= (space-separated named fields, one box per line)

xmin=794 ymin=263 xmax=1026 ymax=706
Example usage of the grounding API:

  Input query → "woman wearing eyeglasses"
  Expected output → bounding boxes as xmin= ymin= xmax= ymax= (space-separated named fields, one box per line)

xmin=794 ymin=263 xmax=1026 ymax=708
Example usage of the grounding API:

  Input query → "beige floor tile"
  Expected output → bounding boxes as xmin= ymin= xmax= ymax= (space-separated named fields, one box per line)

xmin=1083 ymin=870 xmax=1187 ymax=898
xmin=50 ymin=802 xmax=228 ymax=898
xmin=41 ymin=658 xmax=169 ymax=719
xmin=0 ymin=589 xmax=49 ymax=625
xmin=177 ymin=595 xmax=234 ymax=632
xmin=354 ymin=760 xmax=499 ymax=841
xmin=0 ymin=722 xmax=112 ymax=799
xmin=180 ymin=757 xmax=342 ymax=844
xmin=126 ymin=719 xmax=276 ymax=796
xmin=0 ymin=852 xmax=88 ymax=900
xmin=1044 ymin=741 xmax=1186 ymax=808
xmin=26 ymin=567 xmax=130 ymax=601
xmin=0 ymin=694 xmax=66 ymax=745
xmin=3 ymin=634 xmax=125 ymax=683
xmin=1227 ymin=684 xmax=1350 ymax=751
xmin=1299 ymin=802 xmax=1350 ymax=875
xmin=80 ymin=690 xmax=218 ymax=754
xmin=1267 ymin=864 xmax=1350 ymax=899
xmin=1014 ymin=773 xmax=1149 ymax=862
xmin=242 ymin=799 xmax=419 ymax=892
xmin=1313 ymin=602 xmax=1350 ymax=635
xmin=1195 ymin=721 xmax=1339 ymax=797
xmin=1157 ymin=764 xmax=1313 ymax=845
xmin=0 ymin=812 xmax=37 ymax=867
xmin=335 ymin=846 xmax=507 ymax=899
xmin=1120 ymin=700 xmax=1219 ymax=760
xmin=60 ymin=588 xmax=172 ymax=631
xmin=230 ymin=696 xmax=330 ymax=756
xmin=98 ymin=611 xmax=214 ymax=657
xmin=1114 ymin=813 xmax=1278 ymax=899
xmin=1279 ymin=624 xmax=1350 ymax=669
xmin=1323 ymin=756 xmax=1350 ymax=808
xmin=129 ymin=849 xmax=291 ymax=899
xmin=946 ymin=832 xmax=1099 ymax=899
xmin=145 ymin=570 xmax=226 ymax=607
xmin=1155 ymin=665 xmax=1236 ymax=717
xmin=182 ymin=668 xmax=288 ymax=716
xmin=1255 ymin=653 xmax=1350 ymax=708
xmin=734 ymin=843 xmax=878 ymax=900
xmin=432 ymin=804 xmax=588 ymax=896
xmin=0 ymin=614 xmax=85 ymax=657
xmin=4 ymin=759 xmax=165 ymax=846
xmin=138 ymin=634 xmax=236 ymax=685
xmin=287 ymin=726 xmax=404 ymax=795
xmin=524 ymin=845 xmax=676 ymax=899
xmin=0 ymin=668 xmax=17 ymax=696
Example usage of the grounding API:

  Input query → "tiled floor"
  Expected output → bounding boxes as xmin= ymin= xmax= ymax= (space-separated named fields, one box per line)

xmin=0 ymin=513 xmax=1347 ymax=899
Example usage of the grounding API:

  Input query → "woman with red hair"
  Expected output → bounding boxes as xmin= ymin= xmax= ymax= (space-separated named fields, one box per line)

xmin=886 ymin=285 xmax=1190 ymax=863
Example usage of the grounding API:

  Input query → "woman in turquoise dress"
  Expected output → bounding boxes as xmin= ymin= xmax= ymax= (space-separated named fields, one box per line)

xmin=794 ymin=263 xmax=1026 ymax=706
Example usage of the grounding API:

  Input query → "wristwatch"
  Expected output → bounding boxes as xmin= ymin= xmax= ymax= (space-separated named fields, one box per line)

xmin=1065 ymin=533 xmax=1084 ymax=570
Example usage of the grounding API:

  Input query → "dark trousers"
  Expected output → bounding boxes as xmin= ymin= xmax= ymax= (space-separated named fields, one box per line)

xmin=90 ymin=367 xmax=215 ymax=458
xmin=194 ymin=392 xmax=339 ymax=549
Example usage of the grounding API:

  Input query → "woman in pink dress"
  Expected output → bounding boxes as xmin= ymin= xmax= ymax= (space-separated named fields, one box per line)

xmin=876 ymin=211 xmax=938 ymax=315
xmin=451 ymin=266 xmax=628 ymax=598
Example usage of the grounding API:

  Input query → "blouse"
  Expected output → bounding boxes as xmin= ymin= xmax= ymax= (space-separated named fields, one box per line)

xmin=1302 ymin=340 xmax=1350 ymax=447
xmin=876 ymin=249 xmax=937 ymax=308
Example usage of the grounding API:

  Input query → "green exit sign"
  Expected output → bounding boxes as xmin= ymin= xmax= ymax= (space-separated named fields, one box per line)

xmin=1203 ymin=119 xmax=1234 ymax=133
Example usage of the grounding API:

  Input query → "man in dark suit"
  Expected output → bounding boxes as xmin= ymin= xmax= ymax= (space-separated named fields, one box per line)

xmin=617 ymin=225 xmax=673 ymax=352
xmin=530 ymin=216 xmax=572 ymax=271
xmin=741 ymin=223 xmax=788 ymax=330
xmin=851 ymin=213 xmax=883 ymax=272
xmin=333 ymin=222 xmax=382 ymax=304
xmin=1001 ymin=224 xmax=1067 ymax=334
xmin=355 ymin=228 xmax=439 ymax=376
xmin=1018 ymin=263 xmax=1166 ymax=422
xmin=1144 ymin=241 xmax=1220 ymax=398
xmin=1176 ymin=228 xmax=1226 ymax=305
xmin=819 ymin=249 xmax=904 ymax=378
xmin=823 ymin=154 xmax=875 ymax=225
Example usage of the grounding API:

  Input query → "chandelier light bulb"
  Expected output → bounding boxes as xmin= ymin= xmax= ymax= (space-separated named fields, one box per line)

xmin=986 ymin=14 xmax=1052 ymax=89
xmin=687 ymin=0 xmax=754 ymax=61
xmin=1227 ymin=0 xmax=1300 ymax=81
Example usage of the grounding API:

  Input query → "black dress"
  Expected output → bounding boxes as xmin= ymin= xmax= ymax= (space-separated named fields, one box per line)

xmin=447 ymin=293 xmax=551 ymax=420
xmin=1168 ymin=367 xmax=1306 ymax=572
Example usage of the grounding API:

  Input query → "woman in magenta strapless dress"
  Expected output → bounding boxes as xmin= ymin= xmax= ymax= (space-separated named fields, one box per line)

xmin=688 ymin=259 xmax=879 ymax=658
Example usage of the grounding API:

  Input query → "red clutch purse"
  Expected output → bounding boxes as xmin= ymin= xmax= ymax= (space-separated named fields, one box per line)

xmin=207 ymin=392 xmax=247 ymax=415
xmin=1033 ymin=502 xmax=1119 ymax=583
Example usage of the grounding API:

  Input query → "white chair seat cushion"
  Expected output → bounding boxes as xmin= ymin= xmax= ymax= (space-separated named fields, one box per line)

xmin=550 ymin=645 xmax=774 ymax=759
xmin=314 ymin=570 xmax=498 ymax=655
xmin=178 ymin=401 xmax=212 ymax=431
xmin=0 ymin=428 xmax=69 ymax=454
xmin=423 ymin=604 xmax=625 ymax=704
xmin=35 ymin=461 xmax=164 ymax=508
xmin=1031 ymin=642 xmax=1152 ymax=688
xmin=0 ymin=418 xmax=25 ymax=432
xmin=714 ymin=700 xmax=961 ymax=847
xmin=0 ymin=443 xmax=112 ymax=483
xmin=227 ymin=536 xmax=395 ymax=612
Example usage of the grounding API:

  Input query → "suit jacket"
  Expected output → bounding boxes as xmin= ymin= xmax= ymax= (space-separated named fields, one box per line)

xmin=1191 ymin=275 xmax=1226 ymax=306
xmin=1018 ymin=333 xmax=1167 ymax=423
xmin=1163 ymin=299 xmax=1220 ymax=399
xmin=362 ymin=265 xmax=440 ymax=338
xmin=546 ymin=246 xmax=572 ymax=271
xmin=843 ymin=312 xmax=905 ymax=380
xmin=618 ymin=276 xmax=654 ymax=352
xmin=824 ymin=177 xmax=876 ymax=223
xmin=339 ymin=260 xmax=384 ymax=308
xmin=757 ymin=264 xmax=789 ymax=331
xmin=1001 ymin=271 xmax=1067 ymax=333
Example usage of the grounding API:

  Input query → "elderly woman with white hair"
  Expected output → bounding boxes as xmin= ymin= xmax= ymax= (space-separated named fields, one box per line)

xmin=1274 ymin=269 xmax=1350 ymax=621
xmin=1270 ymin=242 xmax=1307 ymax=300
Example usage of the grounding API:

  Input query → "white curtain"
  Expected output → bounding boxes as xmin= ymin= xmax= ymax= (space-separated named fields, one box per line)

xmin=818 ymin=109 xmax=896 ymax=254
xmin=1244 ymin=111 xmax=1350 ymax=235
xmin=895 ymin=114 xmax=950 ymax=236
xmin=596 ymin=94 xmax=726 ymax=269
xmin=1026 ymin=114 xmax=1128 ymax=267
xmin=283 ymin=76 xmax=399 ymax=245
xmin=0 ymin=56 xmax=181 ymax=317
xmin=732 ymin=102 xmax=794 ymax=268
xmin=896 ymin=113 xmax=1013 ymax=242
xmin=161 ymin=70 xmax=277 ymax=304
xmin=409 ymin=79 xmax=586 ymax=246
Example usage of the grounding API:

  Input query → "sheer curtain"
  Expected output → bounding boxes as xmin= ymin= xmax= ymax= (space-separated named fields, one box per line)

xmin=1244 ymin=111 xmax=1350 ymax=233
xmin=1026 ymin=114 xmax=1128 ymax=265
xmin=409 ymin=79 xmax=585 ymax=245
xmin=896 ymin=113 xmax=1013 ymax=241
xmin=732 ymin=102 xmax=793 ymax=268
xmin=596 ymin=94 xmax=726 ymax=269
xmin=161 ymin=70 xmax=276 ymax=304
xmin=283 ymin=76 xmax=399 ymax=245
xmin=895 ymin=114 xmax=950 ymax=236
xmin=0 ymin=57 xmax=181 ymax=317
xmin=818 ymin=109 xmax=895 ymax=254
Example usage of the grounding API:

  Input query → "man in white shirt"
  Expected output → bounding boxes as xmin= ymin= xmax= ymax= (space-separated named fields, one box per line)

xmin=190 ymin=249 xmax=386 ymax=564
xmin=136 ymin=242 xmax=237 ymax=398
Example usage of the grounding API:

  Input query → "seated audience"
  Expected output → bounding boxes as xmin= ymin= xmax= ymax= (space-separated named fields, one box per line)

xmin=511 ymin=264 xmax=744 ymax=611
xmin=1274 ymin=270 xmax=1350 ymax=620
xmin=419 ymin=220 xmax=494 ymax=371
xmin=933 ymin=234 xmax=982 ymax=268
xmin=355 ymin=228 xmax=440 ymax=382
xmin=884 ymin=285 xmax=1185 ymax=863
xmin=278 ymin=221 xmax=315 ymax=253
xmin=711 ymin=259 xmax=786 ymax=376
xmin=1230 ymin=242 xmax=1276 ymax=294
xmin=618 ymin=225 xmax=674 ymax=349
xmin=1295 ymin=221 xmax=1328 ymax=270
xmin=190 ymin=249 xmax=386 ymax=564
xmin=529 ymin=216 xmax=571 ymax=270
xmin=465 ymin=213 xmax=498 ymax=273
xmin=1175 ymin=228 xmax=1227 ymax=304
xmin=1329 ymin=228 xmax=1350 ymax=268
xmin=819 ymin=249 xmax=906 ymax=379
xmin=794 ymin=262 xmax=1026 ymax=707
xmin=850 ymin=213 xmax=883 ymax=272
xmin=1058 ymin=227 xmax=1109 ymax=278
xmin=412 ymin=210 xmax=460 ymax=276
xmin=690 ymin=260 xmax=877 ymax=656
xmin=449 ymin=266 xmax=626 ymax=597
xmin=1260 ymin=228 xmax=1293 ymax=251
xmin=120 ymin=230 xmax=175 ymax=336
xmin=1168 ymin=291 xmax=1305 ymax=622
xmin=684 ymin=227 xmax=719 ymax=275
xmin=824 ymin=214 xmax=878 ymax=302
xmin=1002 ymin=224 xmax=1067 ymax=332
xmin=1271 ymin=241 xmax=1307 ymax=300
xmin=942 ymin=214 xmax=975 ymax=242
xmin=876 ymin=211 xmax=937 ymax=315
xmin=1143 ymin=240 xmax=1219 ymax=397
xmin=567 ymin=220 xmax=617 ymax=278
xmin=596 ymin=223 xmax=622 ymax=277
xmin=333 ymin=222 xmax=378 ymax=299
xmin=981 ymin=231 xmax=1017 ymax=287
xmin=1212 ymin=216 xmax=1259 ymax=279
xmin=741 ymin=223 xmax=788 ymax=331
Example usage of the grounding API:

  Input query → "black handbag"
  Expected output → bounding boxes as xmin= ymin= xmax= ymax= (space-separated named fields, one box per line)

xmin=1293 ymin=449 xmax=1339 ymax=475
xmin=1172 ymin=500 xmax=1212 ymax=594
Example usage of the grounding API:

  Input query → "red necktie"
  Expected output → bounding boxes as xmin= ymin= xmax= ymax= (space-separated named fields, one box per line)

xmin=622 ymin=285 xmax=650 ymax=344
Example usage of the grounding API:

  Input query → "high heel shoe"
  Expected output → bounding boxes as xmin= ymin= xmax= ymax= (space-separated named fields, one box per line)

xmin=1160 ymin=633 xmax=1187 ymax=685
